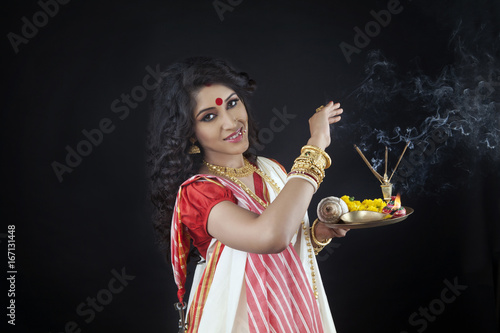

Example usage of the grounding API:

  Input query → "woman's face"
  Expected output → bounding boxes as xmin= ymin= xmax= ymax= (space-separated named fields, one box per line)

xmin=192 ymin=84 xmax=249 ymax=164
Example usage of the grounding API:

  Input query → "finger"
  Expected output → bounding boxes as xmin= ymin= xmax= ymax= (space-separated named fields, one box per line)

xmin=324 ymin=102 xmax=340 ymax=110
xmin=316 ymin=102 xmax=340 ymax=114
xmin=327 ymin=107 xmax=343 ymax=123
xmin=317 ymin=102 xmax=333 ymax=113
xmin=329 ymin=108 xmax=343 ymax=116
xmin=329 ymin=113 xmax=342 ymax=123
xmin=332 ymin=228 xmax=348 ymax=237
xmin=329 ymin=225 xmax=349 ymax=232
xmin=329 ymin=116 xmax=342 ymax=124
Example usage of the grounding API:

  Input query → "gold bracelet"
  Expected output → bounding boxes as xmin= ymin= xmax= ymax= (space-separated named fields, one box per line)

xmin=294 ymin=153 xmax=326 ymax=170
xmin=301 ymin=145 xmax=332 ymax=169
xmin=299 ymin=151 xmax=327 ymax=170
xmin=293 ymin=156 xmax=326 ymax=173
xmin=288 ymin=169 xmax=320 ymax=183
xmin=311 ymin=219 xmax=332 ymax=253
xmin=301 ymin=145 xmax=331 ymax=164
xmin=291 ymin=159 xmax=325 ymax=181
xmin=290 ymin=164 xmax=322 ymax=185
xmin=289 ymin=145 xmax=330 ymax=191
xmin=289 ymin=167 xmax=323 ymax=187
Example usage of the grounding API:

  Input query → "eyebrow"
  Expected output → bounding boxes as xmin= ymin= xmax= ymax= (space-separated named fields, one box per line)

xmin=195 ymin=92 xmax=237 ymax=118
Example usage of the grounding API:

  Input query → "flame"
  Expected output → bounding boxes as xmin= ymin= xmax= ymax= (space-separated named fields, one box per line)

xmin=394 ymin=193 xmax=402 ymax=210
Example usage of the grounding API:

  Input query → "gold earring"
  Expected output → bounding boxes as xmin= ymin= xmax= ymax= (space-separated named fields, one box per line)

xmin=188 ymin=138 xmax=200 ymax=154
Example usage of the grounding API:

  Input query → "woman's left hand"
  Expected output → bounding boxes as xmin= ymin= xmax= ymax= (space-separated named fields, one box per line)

xmin=314 ymin=220 xmax=349 ymax=239
xmin=307 ymin=101 xmax=343 ymax=151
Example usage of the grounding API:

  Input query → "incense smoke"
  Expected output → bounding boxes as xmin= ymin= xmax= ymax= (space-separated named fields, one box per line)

xmin=336 ymin=33 xmax=500 ymax=195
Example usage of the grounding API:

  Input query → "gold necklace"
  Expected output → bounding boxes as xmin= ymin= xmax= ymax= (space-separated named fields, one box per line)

xmin=203 ymin=158 xmax=255 ymax=178
xmin=205 ymin=158 xmax=319 ymax=299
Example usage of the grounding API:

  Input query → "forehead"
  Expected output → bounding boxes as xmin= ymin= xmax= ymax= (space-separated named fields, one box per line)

xmin=195 ymin=84 xmax=235 ymax=106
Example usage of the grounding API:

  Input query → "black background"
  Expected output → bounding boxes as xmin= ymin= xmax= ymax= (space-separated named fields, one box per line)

xmin=3 ymin=0 xmax=500 ymax=332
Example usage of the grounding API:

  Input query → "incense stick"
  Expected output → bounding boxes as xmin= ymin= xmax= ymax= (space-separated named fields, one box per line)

xmin=353 ymin=145 xmax=384 ymax=183
xmin=384 ymin=146 xmax=388 ymax=180
xmin=388 ymin=141 xmax=410 ymax=182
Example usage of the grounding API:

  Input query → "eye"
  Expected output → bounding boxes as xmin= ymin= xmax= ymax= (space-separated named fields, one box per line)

xmin=201 ymin=113 xmax=216 ymax=122
xmin=227 ymin=98 xmax=240 ymax=109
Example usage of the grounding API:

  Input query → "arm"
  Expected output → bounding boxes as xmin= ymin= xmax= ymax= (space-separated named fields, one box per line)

xmin=207 ymin=102 xmax=343 ymax=254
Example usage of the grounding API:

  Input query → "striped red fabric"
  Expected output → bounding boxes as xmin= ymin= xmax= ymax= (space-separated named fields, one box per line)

xmin=216 ymin=177 xmax=323 ymax=333
xmin=186 ymin=241 xmax=225 ymax=332
xmin=244 ymin=247 xmax=322 ymax=332
xmin=171 ymin=185 xmax=191 ymax=304
xmin=171 ymin=173 xmax=323 ymax=332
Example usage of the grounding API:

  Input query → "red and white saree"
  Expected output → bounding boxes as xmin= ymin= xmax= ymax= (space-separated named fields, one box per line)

xmin=171 ymin=157 xmax=336 ymax=332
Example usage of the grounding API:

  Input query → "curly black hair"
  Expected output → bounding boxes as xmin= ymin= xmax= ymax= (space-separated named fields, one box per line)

xmin=147 ymin=57 xmax=259 ymax=261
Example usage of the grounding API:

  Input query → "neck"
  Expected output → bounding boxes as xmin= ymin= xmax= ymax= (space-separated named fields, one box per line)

xmin=204 ymin=153 xmax=246 ymax=169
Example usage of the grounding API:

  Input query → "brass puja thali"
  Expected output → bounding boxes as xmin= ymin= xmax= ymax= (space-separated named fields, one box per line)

xmin=316 ymin=195 xmax=414 ymax=230
xmin=327 ymin=207 xmax=414 ymax=229
xmin=316 ymin=142 xmax=415 ymax=229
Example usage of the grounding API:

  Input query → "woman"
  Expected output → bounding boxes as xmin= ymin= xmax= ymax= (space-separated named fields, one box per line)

xmin=148 ymin=57 xmax=347 ymax=332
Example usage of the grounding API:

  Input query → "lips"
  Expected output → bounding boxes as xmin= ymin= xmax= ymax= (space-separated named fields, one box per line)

xmin=224 ymin=127 xmax=243 ymax=142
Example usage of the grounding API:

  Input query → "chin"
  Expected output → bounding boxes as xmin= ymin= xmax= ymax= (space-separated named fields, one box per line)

xmin=229 ymin=143 xmax=250 ymax=156
xmin=241 ymin=141 xmax=250 ymax=153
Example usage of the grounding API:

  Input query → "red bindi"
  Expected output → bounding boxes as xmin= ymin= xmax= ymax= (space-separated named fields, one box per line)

xmin=205 ymin=83 xmax=212 ymax=87
xmin=215 ymin=98 xmax=223 ymax=106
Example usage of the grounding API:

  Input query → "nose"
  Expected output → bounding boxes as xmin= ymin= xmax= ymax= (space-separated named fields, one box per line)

xmin=220 ymin=109 xmax=237 ymax=130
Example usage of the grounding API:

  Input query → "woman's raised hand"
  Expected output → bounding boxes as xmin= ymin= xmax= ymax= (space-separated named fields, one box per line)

xmin=307 ymin=101 xmax=343 ymax=150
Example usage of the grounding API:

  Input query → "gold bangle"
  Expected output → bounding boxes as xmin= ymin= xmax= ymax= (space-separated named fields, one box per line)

xmin=301 ymin=145 xmax=331 ymax=169
xmin=291 ymin=160 xmax=324 ymax=178
xmin=301 ymin=145 xmax=332 ymax=169
xmin=293 ymin=156 xmax=326 ymax=173
xmin=289 ymin=167 xmax=323 ymax=186
xmin=298 ymin=150 xmax=327 ymax=170
xmin=289 ymin=145 xmax=330 ymax=191
xmin=291 ymin=158 xmax=326 ymax=177
xmin=311 ymin=219 xmax=332 ymax=247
